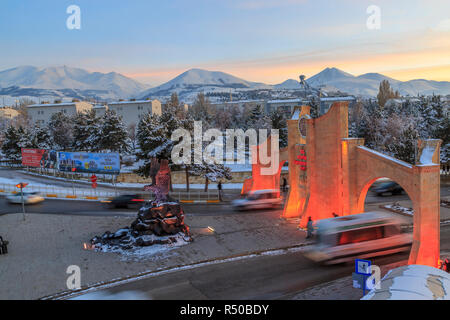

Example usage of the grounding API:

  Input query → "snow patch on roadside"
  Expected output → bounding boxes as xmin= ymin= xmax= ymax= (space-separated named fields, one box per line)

xmin=382 ymin=203 xmax=414 ymax=216
xmin=94 ymin=232 xmax=190 ymax=262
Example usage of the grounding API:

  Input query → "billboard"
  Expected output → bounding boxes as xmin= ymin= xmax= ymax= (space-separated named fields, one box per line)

xmin=21 ymin=148 xmax=58 ymax=169
xmin=57 ymin=152 xmax=120 ymax=174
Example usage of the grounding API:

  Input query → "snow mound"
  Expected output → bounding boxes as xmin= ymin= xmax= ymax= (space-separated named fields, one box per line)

xmin=362 ymin=265 xmax=450 ymax=300
xmin=95 ymin=232 xmax=190 ymax=261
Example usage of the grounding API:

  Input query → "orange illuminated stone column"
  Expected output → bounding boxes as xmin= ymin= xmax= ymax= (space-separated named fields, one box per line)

xmin=409 ymin=165 xmax=441 ymax=267
xmin=409 ymin=139 xmax=442 ymax=267
xmin=283 ymin=106 xmax=310 ymax=219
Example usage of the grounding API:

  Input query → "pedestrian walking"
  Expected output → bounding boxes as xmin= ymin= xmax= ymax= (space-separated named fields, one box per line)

xmin=306 ymin=217 xmax=314 ymax=239
xmin=282 ymin=177 xmax=287 ymax=193
xmin=218 ymin=181 xmax=223 ymax=201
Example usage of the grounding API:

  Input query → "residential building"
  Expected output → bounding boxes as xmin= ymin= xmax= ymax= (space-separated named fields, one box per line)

xmin=211 ymin=100 xmax=266 ymax=113
xmin=27 ymin=101 xmax=93 ymax=125
xmin=266 ymin=99 xmax=304 ymax=115
xmin=0 ymin=107 xmax=19 ymax=119
xmin=319 ymin=96 xmax=356 ymax=115
xmin=93 ymin=104 xmax=107 ymax=117
xmin=107 ymin=99 xmax=162 ymax=128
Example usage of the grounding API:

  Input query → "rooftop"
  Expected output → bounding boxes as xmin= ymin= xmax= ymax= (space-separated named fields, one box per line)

xmin=28 ymin=102 xmax=78 ymax=108
xmin=108 ymin=99 xmax=156 ymax=105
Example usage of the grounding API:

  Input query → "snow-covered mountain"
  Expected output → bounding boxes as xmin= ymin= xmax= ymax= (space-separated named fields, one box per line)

xmin=1 ymin=66 xmax=448 ymax=104
xmin=301 ymin=67 xmax=450 ymax=96
xmin=139 ymin=68 xmax=271 ymax=102
xmin=274 ymin=79 xmax=301 ymax=90
xmin=139 ymin=67 xmax=450 ymax=101
xmin=0 ymin=66 xmax=150 ymax=101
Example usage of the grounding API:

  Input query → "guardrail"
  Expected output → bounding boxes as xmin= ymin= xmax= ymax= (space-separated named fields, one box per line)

xmin=0 ymin=183 xmax=220 ymax=202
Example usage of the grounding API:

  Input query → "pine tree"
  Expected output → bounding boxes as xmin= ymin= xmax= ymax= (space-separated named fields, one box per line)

xmin=98 ymin=110 xmax=130 ymax=153
xmin=1 ymin=125 xmax=21 ymax=161
xmin=135 ymin=112 xmax=168 ymax=177
xmin=72 ymin=110 xmax=101 ymax=151
xmin=30 ymin=125 xmax=52 ymax=149
xmin=48 ymin=111 xmax=74 ymax=151
xmin=247 ymin=105 xmax=270 ymax=130
xmin=270 ymin=111 xmax=288 ymax=148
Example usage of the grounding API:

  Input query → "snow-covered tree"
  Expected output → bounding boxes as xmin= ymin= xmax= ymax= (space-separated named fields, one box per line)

xmin=246 ymin=104 xmax=270 ymax=130
xmin=1 ymin=125 xmax=32 ymax=161
xmin=270 ymin=111 xmax=288 ymax=148
xmin=98 ymin=110 xmax=130 ymax=154
xmin=135 ymin=112 xmax=168 ymax=177
xmin=48 ymin=111 xmax=74 ymax=151
xmin=72 ymin=110 xmax=101 ymax=152
xmin=30 ymin=125 xmax=52 ymax=149
xmin=190 ymin=161 xmax=232 ymax=192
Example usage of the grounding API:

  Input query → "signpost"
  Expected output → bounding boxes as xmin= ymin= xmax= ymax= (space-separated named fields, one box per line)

xmin=15 ymin=182 xmax=28 ymax=221
xmin=71 ymin=167 xmax=76 ymax=195
xmin=353 ymin=259 xmax=372 ymax=296
xmin=91 ymin=174 xmax=97 ymax=189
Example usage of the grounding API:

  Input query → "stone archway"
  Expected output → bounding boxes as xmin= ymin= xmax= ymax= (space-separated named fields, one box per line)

xmin=243 ymin=101 xmax=442 ymax=267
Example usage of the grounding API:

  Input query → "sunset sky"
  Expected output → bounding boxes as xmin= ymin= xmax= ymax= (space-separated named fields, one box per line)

xmin=0 ymin=0 xmax=449 ymax=86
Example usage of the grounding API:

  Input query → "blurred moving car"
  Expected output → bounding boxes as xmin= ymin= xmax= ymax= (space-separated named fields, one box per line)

xmin=373 ymin=181 xmax=404 ymax=196
xmin=101 ymin=194 xmax=145 ymax=209
xmin=303 ymin=211 xmax=412 ymax=265
xmin=6 ymin=192 xmax=44 ymax=204
xmin=232 ymin=189 xmax=283 ymax=211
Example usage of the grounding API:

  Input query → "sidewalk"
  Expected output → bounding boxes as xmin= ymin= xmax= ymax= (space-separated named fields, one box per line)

xmin=0 ymin=209 xmax=306 ymax=299
xmin=292 ymin=261 xmax=408 ymax=300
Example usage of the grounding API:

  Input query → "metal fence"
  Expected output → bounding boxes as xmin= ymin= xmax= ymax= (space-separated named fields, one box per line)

xmin=0 ymin=183 xmax=220 ymax=201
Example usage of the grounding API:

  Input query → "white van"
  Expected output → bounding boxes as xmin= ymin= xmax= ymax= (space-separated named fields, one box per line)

xmin=303 ymin=211 xmax=412 ymax=264
xmin=232 ymin=189 xmax=283 ymax=211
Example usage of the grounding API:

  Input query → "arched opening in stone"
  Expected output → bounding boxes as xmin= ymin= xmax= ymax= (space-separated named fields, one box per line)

xmin=361 ymin=177 xmax=415 ymax=218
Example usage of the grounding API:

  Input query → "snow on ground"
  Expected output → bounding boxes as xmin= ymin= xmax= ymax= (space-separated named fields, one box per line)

xmin=382 ymin=203 xmax=414 ymax=216
xmin=363 ymin=265 xmax=450 ymax=300
xmin=95 ymin=232 xmax=191 ymax=262
xmin=0 ymin=176 xmax=51 ymax=188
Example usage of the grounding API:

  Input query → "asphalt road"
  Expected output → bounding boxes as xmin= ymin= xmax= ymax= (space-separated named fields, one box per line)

xmin=1 ymin=185 xmax=448 ymax=218
xmin=68 ymin=223 xmax=450 ymax=300
xmin=0 ymin=196 xmax=273 ymax=217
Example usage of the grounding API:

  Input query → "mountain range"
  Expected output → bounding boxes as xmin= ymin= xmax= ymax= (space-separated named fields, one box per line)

xmin=0 ymin=66 xmax=150 ymax=102
xmin=0 ymin=66 xmax=449 ymax=105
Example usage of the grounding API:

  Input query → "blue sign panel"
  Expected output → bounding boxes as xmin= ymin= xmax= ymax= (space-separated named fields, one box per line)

xmin=355 ymin=259 xmax=371 ymax=275
xmin=58 ymin=152 xmax=120 ymax=174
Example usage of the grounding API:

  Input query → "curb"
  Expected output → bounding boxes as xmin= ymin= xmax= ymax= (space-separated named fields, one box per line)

xmin=40 ymin=242 xmax=313 ymax=300
xmin=180 ymin=199 xmax=222 ymax=204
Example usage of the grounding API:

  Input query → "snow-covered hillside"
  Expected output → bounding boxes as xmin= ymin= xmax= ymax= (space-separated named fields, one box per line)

xmin=1 ymin=66 xmax=449 ymax=104
xmin=139 ymin=68 xmax=271 ymax=102
xmin=0 ymin=66 xmax=150 ymax=101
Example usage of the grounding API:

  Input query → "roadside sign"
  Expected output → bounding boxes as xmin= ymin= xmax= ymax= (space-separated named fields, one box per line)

xmin=92 ymin=182 xmax=97 ymax=189
xmin=354 ymin=259 xmax=372 ymax=296
xmin=355 ymin=259 xmax=371 ymax=275
xmin=15 ymin=182 xmax=27 ymax=221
